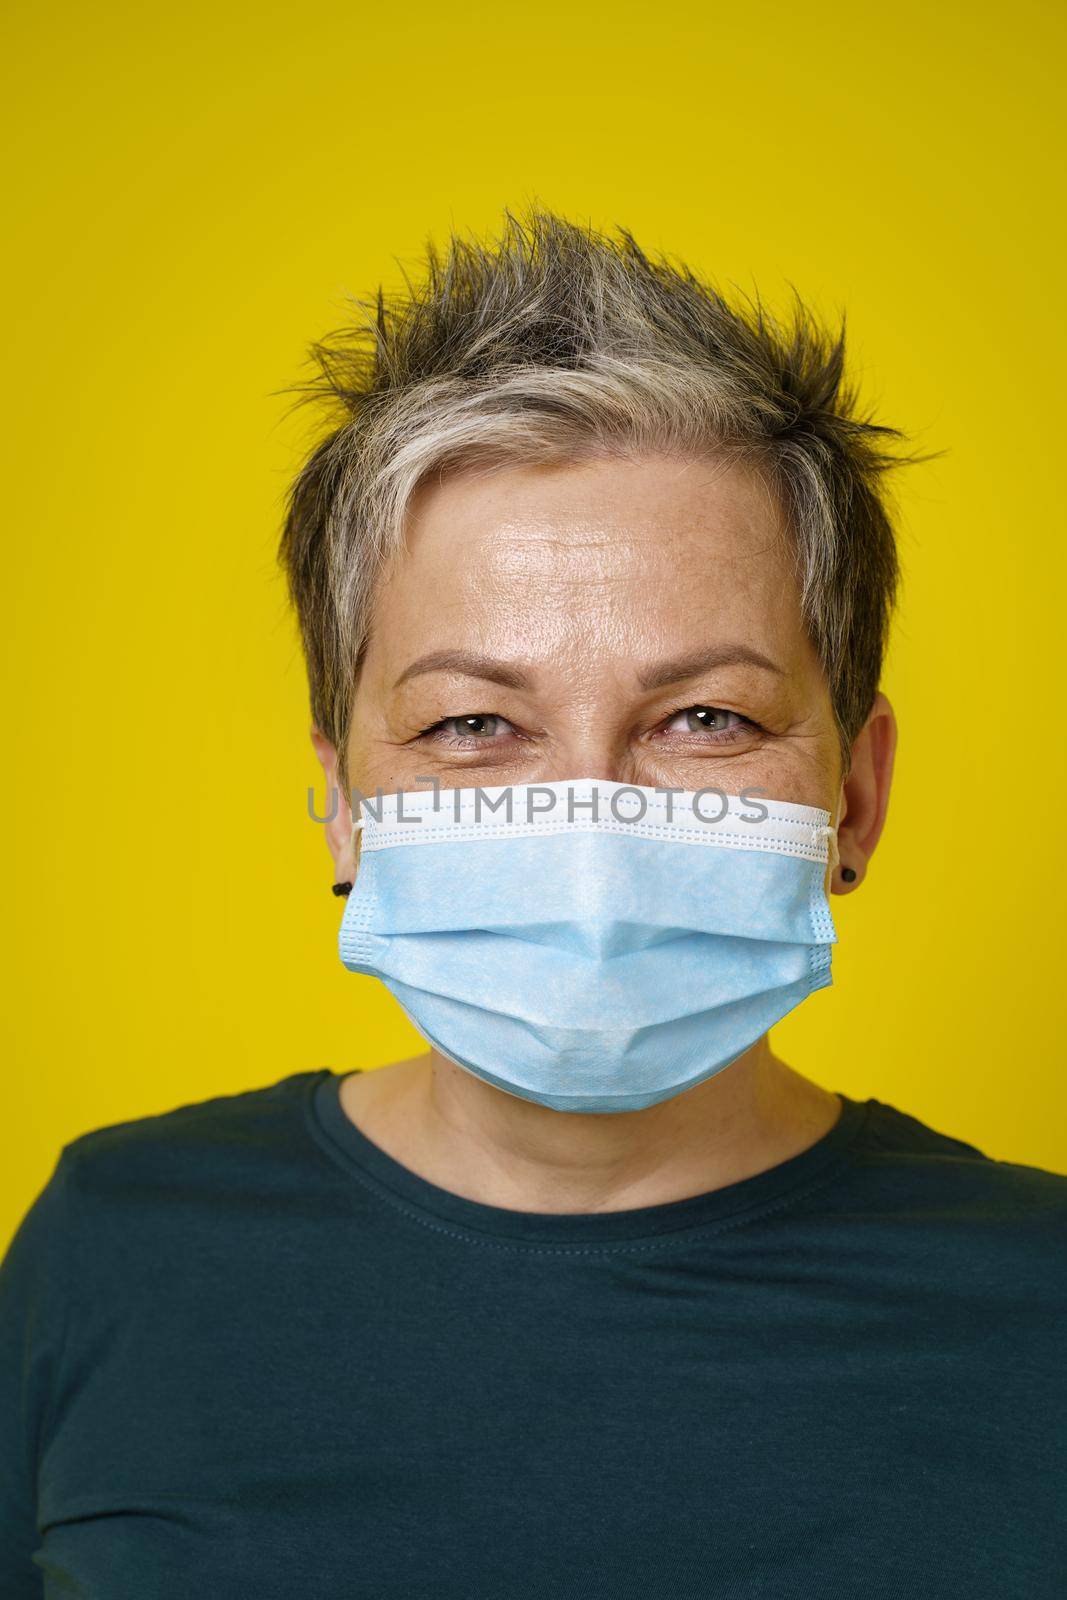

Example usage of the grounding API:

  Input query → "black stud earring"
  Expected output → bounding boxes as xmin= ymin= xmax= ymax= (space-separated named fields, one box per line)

xmin=840 ymin=866 xmax=857 ymax=883
xmin=332 ymin=881 xmax=353 ymax=897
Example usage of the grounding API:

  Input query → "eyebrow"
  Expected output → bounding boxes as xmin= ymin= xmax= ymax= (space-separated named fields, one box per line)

xmin=392 ymin=650 xmax=533 ymax=691
xmin=392 ymin=644 xmax=784 ymax=693
xmin=636 ymin=645 xmax=785 ymax=691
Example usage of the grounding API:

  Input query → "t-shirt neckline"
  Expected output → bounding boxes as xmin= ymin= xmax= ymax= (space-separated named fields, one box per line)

xmin=307 ymin=1069 xmax=871 ymax=1247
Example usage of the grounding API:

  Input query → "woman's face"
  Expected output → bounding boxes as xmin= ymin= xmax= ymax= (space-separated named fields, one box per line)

xmin=346 ymin=452 xmax=846 ymax=816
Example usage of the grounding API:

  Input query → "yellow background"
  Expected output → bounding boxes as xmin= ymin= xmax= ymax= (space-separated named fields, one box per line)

xmin=3 ymin=0 xmax=1065 ymax=1249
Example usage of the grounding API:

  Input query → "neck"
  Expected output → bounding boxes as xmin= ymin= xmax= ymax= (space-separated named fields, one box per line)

xmin=338 ymin=1042 xmax=842 ymax=1214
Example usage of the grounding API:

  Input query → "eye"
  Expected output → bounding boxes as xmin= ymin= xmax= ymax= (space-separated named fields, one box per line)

xmin=416 ymin=713 xmax=517 ymax=747
xmin=412 ymin=705 xmax=757 ymax=752
xmin=659 ymin=705 xmax=756 ymax=741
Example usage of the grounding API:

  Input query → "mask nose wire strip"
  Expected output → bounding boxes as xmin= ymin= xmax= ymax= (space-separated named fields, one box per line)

xmin=357 ymin=809 xmax=837 ymax=859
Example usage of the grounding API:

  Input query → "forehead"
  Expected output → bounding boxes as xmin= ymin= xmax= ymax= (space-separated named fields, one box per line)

xmin=368 ymin=452 xmax=806 ymax=665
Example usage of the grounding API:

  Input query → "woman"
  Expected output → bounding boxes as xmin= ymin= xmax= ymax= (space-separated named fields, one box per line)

xmin=2 ymin=208 xmax=1064 ymax=1598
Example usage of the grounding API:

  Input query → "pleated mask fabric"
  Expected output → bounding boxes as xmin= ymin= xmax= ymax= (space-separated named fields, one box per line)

xmin=339 ymin=779 xmax=838 ymax=1114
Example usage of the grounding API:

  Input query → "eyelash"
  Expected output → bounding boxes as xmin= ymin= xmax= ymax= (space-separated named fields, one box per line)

xmin=413 ymin=706 xmax=760 ymax=751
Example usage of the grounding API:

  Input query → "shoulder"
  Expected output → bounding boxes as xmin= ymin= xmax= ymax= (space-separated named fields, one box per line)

xmin=846 ymin=1095 xmax=1067 ymax=1277
xmin=58 ymin=1069 xmax=329 ymax=1202
xmin=859 ymin=1096 xmax=1067 ymax=1198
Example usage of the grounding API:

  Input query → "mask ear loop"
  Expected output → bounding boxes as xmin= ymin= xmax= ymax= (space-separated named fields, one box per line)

xmin=813 ymin=789 xmax=842 ymax=877
xmin=814 ymin=822 xmax=840 ymax=872
xmin=813 ymin=781 xmax=846 ymax=896
xmin=331 ymin=813 xmax=365 ymax=900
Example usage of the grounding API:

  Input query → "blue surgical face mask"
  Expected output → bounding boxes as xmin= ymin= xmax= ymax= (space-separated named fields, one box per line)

xmin=338 ymin=779 xmax=839 ymax=1115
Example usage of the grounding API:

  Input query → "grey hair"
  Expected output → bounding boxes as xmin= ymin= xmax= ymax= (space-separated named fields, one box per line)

xmin=278 ymin=206 xmax=923 ymax=790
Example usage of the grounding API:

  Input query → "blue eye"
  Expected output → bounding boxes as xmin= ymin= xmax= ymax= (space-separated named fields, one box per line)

xmin=444 ymin=715 xmax=505 ymax=738
xmin=418 ymin=714 xmax=515 ymax=744
xmin=414 ymin=705 xmax=756 ymax=751
xmin=664 ymin=705 xmax=750 ymax=737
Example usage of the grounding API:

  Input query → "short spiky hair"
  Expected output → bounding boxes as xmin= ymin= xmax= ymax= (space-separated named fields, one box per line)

xmin=279 ymin=206 xmax=917 ymax=788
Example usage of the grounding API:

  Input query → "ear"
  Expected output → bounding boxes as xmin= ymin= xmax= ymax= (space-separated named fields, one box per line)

xmin=310 ymin=727 xmax=358 ymax=883
xmin=832 ymin=690 xmax=897 ymax=896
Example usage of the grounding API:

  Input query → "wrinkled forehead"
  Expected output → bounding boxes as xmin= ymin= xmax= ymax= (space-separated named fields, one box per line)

xmin=363 ymin=453 xmax=810 ymax=679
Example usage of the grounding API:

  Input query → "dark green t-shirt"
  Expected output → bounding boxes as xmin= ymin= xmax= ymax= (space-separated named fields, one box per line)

xmin=2 ymin=1068 xmax=1065 ymax=1598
